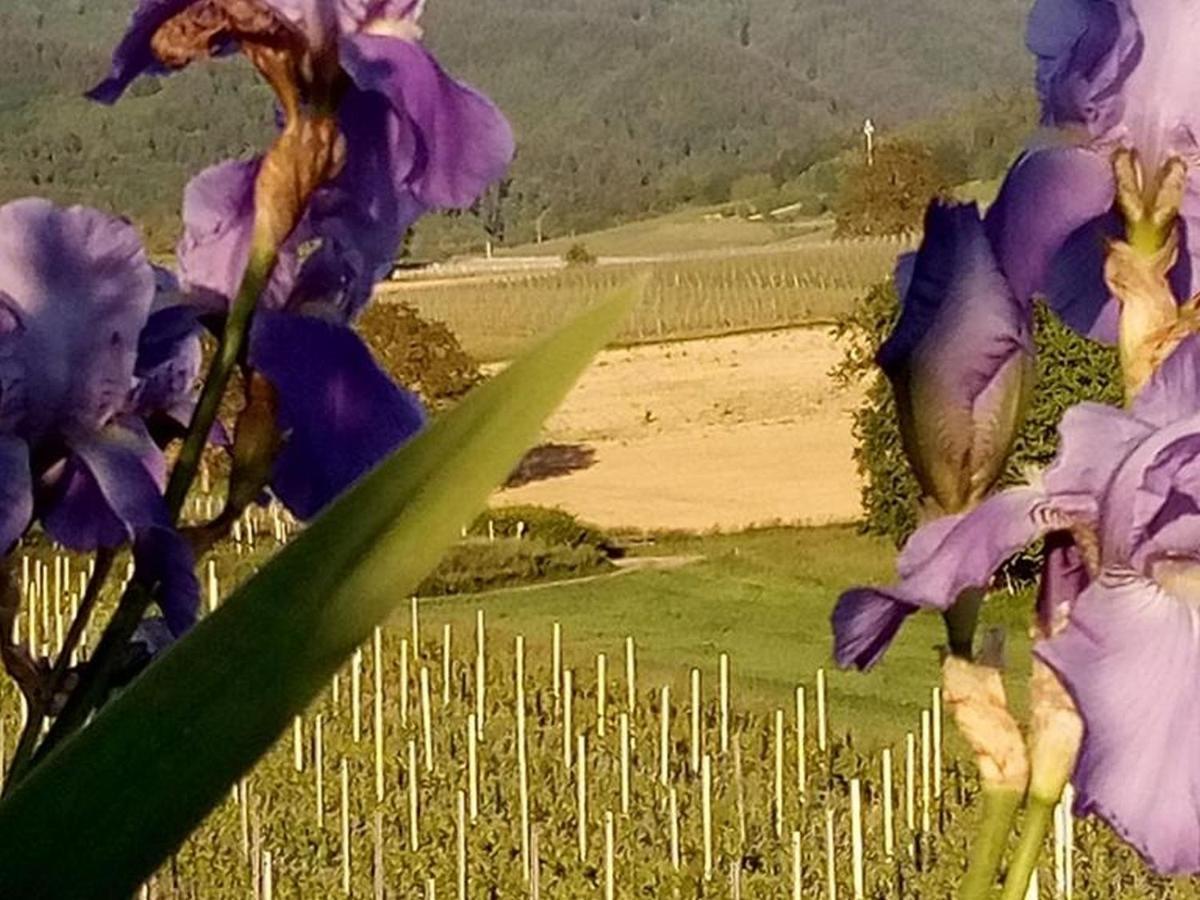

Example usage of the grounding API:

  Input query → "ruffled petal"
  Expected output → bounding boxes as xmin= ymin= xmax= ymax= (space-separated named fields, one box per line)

xmin=86 ymin=0 xmax=197 ymax=104
xmin=1037 ymin=573 xmax=1200 ymax=874
xmin=833 ymin=488 xmax=1051 ymax=670
xmin=0 ymin=199 xmax=154 ymax=440
xmin=42 ymin=422 xmax=168 ymax=551
xmin=1044 ymin=402 xmax=1152 ymax=498
xmin=984 ymin=148 xmax=1115 ymax=331
xmin=0 ymin=436 xmax=32 ymax=555
xmin=134 ymin=527 xmax=200 ymax=637
xmin=177 ymin=160 xmax=260 ymax=306
xmin=1132 ymin=334 xmax=1200 ymax=426
xmin=340 ymin=33 xmax=514 ymax=209
xmin=878 ymin=202 xmax=1033 ymax=512
xmin=249 ymin=310 xmax=425 ymax=519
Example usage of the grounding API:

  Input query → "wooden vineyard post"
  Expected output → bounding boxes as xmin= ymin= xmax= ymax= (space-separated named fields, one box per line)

xmin=314 ymin=715 xmax=325 ymax=828
xmin=719 ymin=653 xmax=730 ymax=755
xmin=552 ymin=622 xmax=562 ymax=699
xmin=373 ymin=812 xmax=384 ymax=900
xmin=816 ymin=668 xmax=828 ymax=754
xmin=339 ymin=760 xmax=350 ymax=896
xmin=577 ymin=733 xmax=588 ymax=862
xmin=352 ymin=649 xmax=362 ymax=743
xmin=690 ymin=668 xmax=702 ymax=775
xmin=702 ymin=753 xmax=713 ymax=882
xmin=659 ymin=685 xmax=670 ymax=785
xmin=824 ymin=808 xmax=837 ymax=900
xmin=882 ymin=748 xmax=895 ymax=858
xmin=516 ymin=636 xmax=530 ymax=881
xmin=619 ymin=712 xmax=631 ymax=815
xmin=467 ymin=713 xmax=479 ymax=822
xmin=792 ymin=830 xmax=802 ymax=900
xmin=443 ymin=624 xmax=452 ymax=708
xmin=400 ymin=638 xmax=410 ymax=727
xmin=851 ymin=778 xmax=864 ymax=900
xmin=421 ymin=666 xmax=433 ymax=773
xmin=408 ymin=739 xmax=420 ymax=851
xmin=374 ymin=629 xmax=385 ymax=803
xmin=596 ymin=652 xmax=607 ymax=738
xmin=563 ymin=669 xmax=574 ymax=770
xmin=531 ymin=826 xmax=542 ymax=900
xmin=456 ymin=789 xmax=467 ymax=900
xmin=796 ymin=686 xmax=807 ymax=801
xmin=410 ymin=596 xmax=420 ymax=661
xmin=625 ymin=636 xmax=636 ymax=720
xmin=774 ymin=709 xmax=785 ymax=839
xmin=293 ymin=716 xmax=303 ymax=773
xmin=604 ymin=811 xmax=615 ymax=900
xmin=475 ymin=610 xmax=486 ymax=733
xmin=920 ymin=710 xmax=932 ymax=834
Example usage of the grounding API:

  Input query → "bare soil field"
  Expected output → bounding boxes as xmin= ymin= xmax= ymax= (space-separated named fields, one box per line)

xmin=492 ymin=327 xmax=864 ymax=531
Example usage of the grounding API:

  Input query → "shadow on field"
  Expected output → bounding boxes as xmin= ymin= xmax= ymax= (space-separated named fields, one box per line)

xmin=505 ymin=442 xmax=597 ymax=487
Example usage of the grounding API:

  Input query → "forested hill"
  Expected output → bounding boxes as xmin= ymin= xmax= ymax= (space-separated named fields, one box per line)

xmin=0 ymin=0 xmax=1031 ymax=251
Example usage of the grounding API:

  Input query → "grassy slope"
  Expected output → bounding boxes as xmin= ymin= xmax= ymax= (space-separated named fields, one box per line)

xmin=411 ymin=525 xmax=1033 ymax=750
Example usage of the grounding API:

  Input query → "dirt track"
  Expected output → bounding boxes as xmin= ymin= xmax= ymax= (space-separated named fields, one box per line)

xmin=492 ymin=328 xmax=864 ymax=532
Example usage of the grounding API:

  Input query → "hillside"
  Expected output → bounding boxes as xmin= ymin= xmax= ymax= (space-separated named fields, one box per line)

xmin=0 ymin=0 xmax=1032 ymax=252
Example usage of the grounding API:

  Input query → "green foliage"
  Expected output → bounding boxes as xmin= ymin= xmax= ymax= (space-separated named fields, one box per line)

xmin=417 ymin=538 xmax=612 ymax=597
xmin=356 ymin=301 xmax=482 ymax=411
xmin=834 ymin=282 xmax=1122 ymax=552
xmin=0 ymin=290 xmax=632 ymax=898
xmin=468 ymin=505 xmax=615 ymax=552
xmin=834 ymin=139 xmax=950 ymax=238
xmin=563 ymin=242 xmax=597 ymax=266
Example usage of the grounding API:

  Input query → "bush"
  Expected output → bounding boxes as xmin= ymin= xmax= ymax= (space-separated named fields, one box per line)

xmin=834 ymin=139 xmax=949 ymax=238
xmin=356 ymin=301 xmax=482 ymax=411
xmin=563 ymin=242 xmax=596 ymax=266
xmin=468 ymin=505 xmax=619 ymax=556
xmin=833 ymin=282 xmax=1122 ymax=561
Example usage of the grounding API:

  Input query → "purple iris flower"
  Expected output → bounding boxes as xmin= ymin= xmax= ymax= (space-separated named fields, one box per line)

xmin=834 ymin=335 xmax=1200 ymax=874
xmin=0 ymin=199 xmax=197 ymax=633
xmin=985 ymin=0 xmax=1200 ymax=342
xmin=881 ymin=201 xmax=1034 ymax=515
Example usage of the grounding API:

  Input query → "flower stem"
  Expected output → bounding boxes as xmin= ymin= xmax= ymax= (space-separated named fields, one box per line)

xmin=4 ymin=549 xmax=115 ymax=792
xmin=999 ymin=793 xmax=1057 ymax=900
xmin=957 ymin=788 xmax=1021 ymax=900
xmin=26 ymin=243 xmax=279 ymax=772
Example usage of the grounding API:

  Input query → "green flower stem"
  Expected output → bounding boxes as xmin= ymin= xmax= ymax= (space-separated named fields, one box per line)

xmin=957 ymin=788 xmax=1022 ymax=900
xmin=25 ymin=242 xmax=280 ymax=774
xmin=999 ymin=793 xmax=1058 ymax=900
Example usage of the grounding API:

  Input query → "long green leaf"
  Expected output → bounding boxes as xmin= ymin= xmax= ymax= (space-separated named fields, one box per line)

xmin=0 ymin=290 xmax=632 ymax=898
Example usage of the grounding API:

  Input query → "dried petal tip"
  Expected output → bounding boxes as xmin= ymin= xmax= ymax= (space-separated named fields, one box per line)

xmin=1028 ymin=659 xmax=1083 ymax=801
xmin=942 ymin=655 xmax=1029 ymax=792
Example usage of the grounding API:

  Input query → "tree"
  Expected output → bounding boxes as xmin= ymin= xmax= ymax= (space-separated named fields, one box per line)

xmin=834 ymin=138 xmax=949 ymax=238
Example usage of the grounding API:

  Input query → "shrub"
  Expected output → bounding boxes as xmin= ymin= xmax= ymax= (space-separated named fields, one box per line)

xmin=834 ymin=139 xmax=949 ymax=238
xmin=417 ymin=539 xmax=613 ymax=597
xmin=356 ymin=301 xmax=482 ymax=411
xmin=468 ymin=505 xmax=618 ymax=556
xmin=563 ymin=242 xmax=596 ymax=266
xmin=833 ymin=282 xmax=1122 ymax=561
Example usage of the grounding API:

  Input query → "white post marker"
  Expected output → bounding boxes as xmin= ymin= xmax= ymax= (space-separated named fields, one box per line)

xmin=563 ymin=669 xmax=574 ymax=769
xmin=374 ymin=629 xmax=385 ymax=802
xmin=262 ymin=850 xmax=273 ymax=900
xmin=577 ymin=733 xmax=588 ymax=861
xmin=825 ymin=808 xmax=838 ymax=900
xmin=850 ymin=778 xmax=864 ymax=900
xmin=920 ymin=710 xmax=932 ymax=834
xmin=690 ymin=668 xmax=702 ymax=775
xmin=408 ymin=739 xmax=420 ymax=851
xmin=400 ymin=638 xmax=410 ymax=727
xmin=882 ymin=748 xmax=895 ymax=858
xmin=932 ymin=687 xmax=943 ymax=801
xmin=293 ymin=716 xmax=303 ymax=773
xmin=777 ymin=710 xmax=787 ymax=844
xmin=625 ymin=636 xmax=636 ymax=719
xmin=604 ymin=811 xmax=615 ymax=900
xmin=456 ymin=789 xmax=467 ymax=900
xmin=619 ymin=712 xmax=631 ymax=815
xmin=792 ymin=830 xmax=802 ymax=900
xmin=442 ymin=623 xmax=452 ymax=707
xmin=314 ymin=715 xmax=325 ymax=828
xmin=596 ymin=652 xmax=607 ymax=738
xmin=659 ymin=685 xmax=670 ymax=785
xmin=702 ymin=754 xmax=713 ymax=882
xmin=467 ymin=713 xmax=479 ymax=822
xmin=796 ymin=686 xmax=807 ymax=800
xmin=339 ymin=760 xmax=351 ymax=896
xmin=411 ymin=595 xmax=420 ymax=660
xmin=206 ymin=560 xmax=219 ymax=613
xmin=420 ymin=666 xmax=433 ymax=773
xmin=351 ymin=649 xmax=362 ymax=743
xmin=475 ymin=610 xmax=486 ymax=734
xmin=516 ymin=636 xmax=530 ymax=881
xmin=719 ymin=653 xmax=730 ymax=755
xmin=816 ymin=668 xmax=828 ymax=754
xmin=552 ymin=622 xmax=562 ymax=698
xmin=905 ymin=732 xmax=916 ymax=834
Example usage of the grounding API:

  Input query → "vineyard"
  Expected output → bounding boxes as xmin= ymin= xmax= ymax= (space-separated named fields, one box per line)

xmin=2 ymin=501 xmax=1198 ymax=898
xmin=381 ymin=238 xmax=913 ymax=361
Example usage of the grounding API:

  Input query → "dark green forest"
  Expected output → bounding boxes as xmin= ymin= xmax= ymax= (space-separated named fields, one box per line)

xmin=0 ymin=0 xmax=1033 ymax=254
